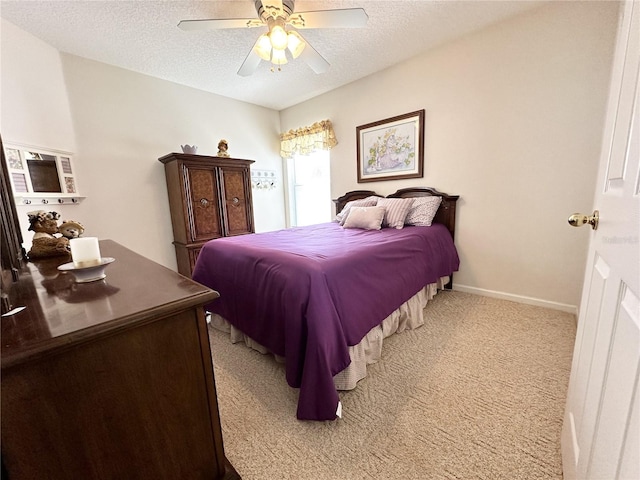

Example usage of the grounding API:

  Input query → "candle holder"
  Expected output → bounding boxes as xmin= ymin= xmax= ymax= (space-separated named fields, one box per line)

xmin=57 ymin=257 xmax=115 ymax=283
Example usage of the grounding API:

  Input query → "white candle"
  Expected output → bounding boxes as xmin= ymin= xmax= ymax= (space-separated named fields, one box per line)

xmin=70 ymin=237 xmax=101 ymax=268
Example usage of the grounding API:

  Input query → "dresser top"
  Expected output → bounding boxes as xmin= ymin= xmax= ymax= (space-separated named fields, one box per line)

xmin=1 ymin=240 xmax=218 ymax=369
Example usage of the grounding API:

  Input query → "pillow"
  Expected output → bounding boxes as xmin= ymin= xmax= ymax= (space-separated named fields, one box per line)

xmin=335 ymin=196 xmax=379 ymax=225
xmin=405 ymin=196 xmax=442 ymax=226
xmin=342 ymin=206 xmax=385 ymax=230
xmin=377 ymin=198 xmax=415 ymax=229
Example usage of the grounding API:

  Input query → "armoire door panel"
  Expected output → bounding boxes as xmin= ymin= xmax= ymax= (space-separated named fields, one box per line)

xmin=188 ymin=245 xmax=204 ymax=274
xmin=221 ymin=168 xmax=253 ymax=236
xmin=187 ymin=167 xmax=222 ymax=242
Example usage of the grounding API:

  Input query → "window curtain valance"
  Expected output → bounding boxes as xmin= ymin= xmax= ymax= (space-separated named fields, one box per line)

xmin=280 ymin=120 xmax=337 ymax=159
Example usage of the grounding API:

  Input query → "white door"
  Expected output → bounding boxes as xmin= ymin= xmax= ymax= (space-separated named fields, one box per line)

xmin=561 ymin=1 xmax=639 ymax=479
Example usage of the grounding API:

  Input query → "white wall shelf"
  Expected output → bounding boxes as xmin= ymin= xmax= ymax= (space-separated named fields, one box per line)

xmin=15 ymin=194 xmax=86 ymax=206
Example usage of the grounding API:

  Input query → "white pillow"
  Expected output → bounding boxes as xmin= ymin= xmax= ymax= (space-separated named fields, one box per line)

xmin=405 ymin=196 xmax=442 ymax=226
xmin=335 ymin=196 xmax=379 ymax=225
xmin=376 ymin=198 xmax=415 ymax=229
xmin=342 ymin=206 xmax=385 ymax=230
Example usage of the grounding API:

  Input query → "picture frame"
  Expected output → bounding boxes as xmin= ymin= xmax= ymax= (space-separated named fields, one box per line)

xmin=356 ymin=109 xmax=425 ymax=183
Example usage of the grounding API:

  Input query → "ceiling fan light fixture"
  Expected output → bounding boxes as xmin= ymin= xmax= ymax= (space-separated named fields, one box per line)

xmin=286 ymin=30 xmax=305 ymax=58
xmin=255 ymin=34 xmax=272 ymax=60
xmin=271 ymin=48 xmax=288 ymax=65
xmin=268 ymin=17 xmax=288 ymax=50
xmin=269 ymin=25 xmax=288 ymax=50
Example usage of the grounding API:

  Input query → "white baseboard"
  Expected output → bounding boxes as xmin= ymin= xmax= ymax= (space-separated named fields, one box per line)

xmin=452 ymin=284 xmax=578 ymax=315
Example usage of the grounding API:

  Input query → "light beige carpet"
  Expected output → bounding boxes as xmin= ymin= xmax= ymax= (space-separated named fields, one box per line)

xmin=208 ymin=291 xmax=576 ymax=479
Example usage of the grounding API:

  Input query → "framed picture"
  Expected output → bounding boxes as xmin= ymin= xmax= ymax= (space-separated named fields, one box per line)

xmin=356 ymin=109 xmax=425 ymax=183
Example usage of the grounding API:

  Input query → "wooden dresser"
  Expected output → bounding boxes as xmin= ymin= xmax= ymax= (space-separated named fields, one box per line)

xmin=159 ymin=153 xmax=254 ymax=277
xmin=1 ymin=240 xmax=240 ymax=479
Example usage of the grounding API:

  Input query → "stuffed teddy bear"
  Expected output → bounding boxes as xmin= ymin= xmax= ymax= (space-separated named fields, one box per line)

xmin=58 ymin=220 xmax=85 ymax=240
xmin=26 ymin=210 xmax=71 ymax=259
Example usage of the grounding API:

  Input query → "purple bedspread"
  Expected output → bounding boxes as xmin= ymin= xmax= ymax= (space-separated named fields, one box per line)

xmin=192 ymin=222 xmax=459 ymax=421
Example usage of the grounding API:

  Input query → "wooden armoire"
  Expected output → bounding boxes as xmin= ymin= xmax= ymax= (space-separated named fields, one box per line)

xmin=159 ymin=153 xmax=255 ymax=277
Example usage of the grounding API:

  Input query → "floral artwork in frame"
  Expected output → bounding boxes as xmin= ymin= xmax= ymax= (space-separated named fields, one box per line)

xmin=356 ymin=109 xmax=425 ymax=183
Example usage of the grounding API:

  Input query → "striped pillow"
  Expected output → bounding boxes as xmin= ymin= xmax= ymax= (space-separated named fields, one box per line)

xmin=405 ymin=196 xmax=442 ymax=226
xmin=335 ymin=196 xmax=379 ymax=225
xmin=377 ymin=198 xmax=415 ymax=229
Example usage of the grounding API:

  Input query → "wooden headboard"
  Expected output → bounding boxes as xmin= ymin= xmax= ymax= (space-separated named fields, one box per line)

xmin=333 ymin=187 xmax=460 ymax=241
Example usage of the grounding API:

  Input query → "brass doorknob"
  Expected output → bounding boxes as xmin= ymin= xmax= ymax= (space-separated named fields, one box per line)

xmin=568 ymin=210 xmax=599 ymax=230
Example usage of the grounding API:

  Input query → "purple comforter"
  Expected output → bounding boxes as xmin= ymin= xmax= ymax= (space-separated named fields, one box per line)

xmin=192 ymin=222 xmax=459 ymax=421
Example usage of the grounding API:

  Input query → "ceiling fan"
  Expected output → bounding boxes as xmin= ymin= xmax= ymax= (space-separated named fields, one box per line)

xmin=178 ymin=0 xmax=368 ymax=76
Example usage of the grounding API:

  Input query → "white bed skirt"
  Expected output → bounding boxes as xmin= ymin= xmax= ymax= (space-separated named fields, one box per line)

xmin=207 ymin=276 xmax=449 ymax=391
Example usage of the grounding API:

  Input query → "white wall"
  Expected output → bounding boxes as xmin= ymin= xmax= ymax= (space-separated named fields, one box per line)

xmin=0 ymin=20 xmax=75 ymax=151
xmin=0 ymin=18 xmax=80 ymax=246
xmin=280 ymin=1 xmax=619 ymax=311
xmin=1 ymin=19 xmax=286 ymax=270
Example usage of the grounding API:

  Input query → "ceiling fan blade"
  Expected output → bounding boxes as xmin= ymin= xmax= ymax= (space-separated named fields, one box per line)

xmin=178 ymin=18 xmax=263 ymax=31
xmin=237 ymin=47 xmax=263 ymax=77
xmin=298 ymin=37 xmax=330 ymax=74
xmin=288 ymin=9 xmax=368 ymax=29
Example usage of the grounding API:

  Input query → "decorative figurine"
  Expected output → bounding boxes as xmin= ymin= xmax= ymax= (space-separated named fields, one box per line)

xmin=217 ymin=139 xmax=230 ymax=157
xmin=58 ymin=220 xmax=85 ymax=240
xmin=26 ymin=210 xmax=70 ymax=258
xmin=181 ymin=144 xmax=197 ymax=154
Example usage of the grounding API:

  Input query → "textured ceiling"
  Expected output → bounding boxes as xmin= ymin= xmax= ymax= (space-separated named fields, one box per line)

xmin=0 ymin=0 xmax=546 ymax=110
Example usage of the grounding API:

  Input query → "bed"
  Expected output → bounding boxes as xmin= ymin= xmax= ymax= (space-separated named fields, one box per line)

xmin=192 ymin=187 xmax=460 ymax=421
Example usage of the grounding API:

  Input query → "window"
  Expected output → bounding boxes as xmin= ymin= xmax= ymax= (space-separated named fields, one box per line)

xmin=287 ymin=150 xmax=331 ymax=226
xmin=280 ymin=119 xmax=337 ymax=226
